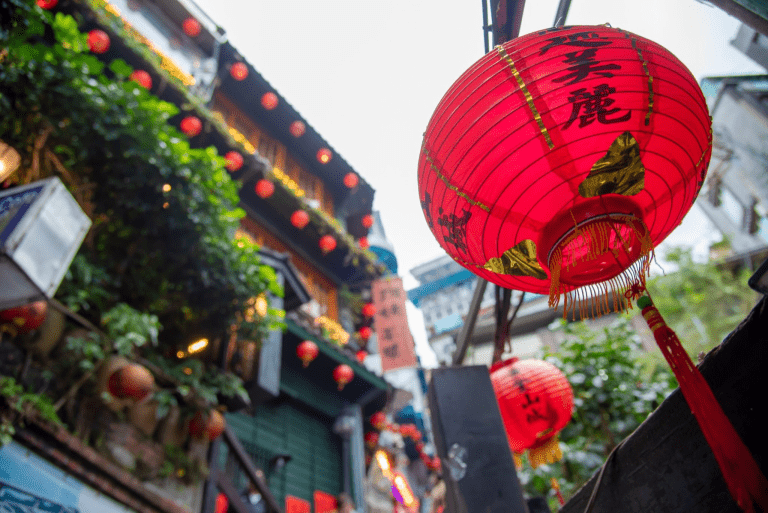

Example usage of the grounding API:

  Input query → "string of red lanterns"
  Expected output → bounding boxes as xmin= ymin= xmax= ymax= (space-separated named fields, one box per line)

xmin=366 ymin=420 xmax=441 ymax=472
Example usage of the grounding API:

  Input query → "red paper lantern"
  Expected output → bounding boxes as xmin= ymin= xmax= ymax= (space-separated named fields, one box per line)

xmin=289 ymin=120 xmax=306 ymax=137
xmin=343 ymin=172 xmax=359 ymax=188
xmin=370 ymin=411 xmax=386 ymax=429
xmin=180 ymin=116 xmax=202 ymax=137
xmin=317 ymin=148 xmax=332 ymax=164
xmin=261 ymin=92 xmax=278 ymax=110
xmin=418 ymin=26 xmax=711 ymax=315
xmin=255 ymin=179 xmax=275 ymax=199
xmin=355 ymin=350 xmax=368 ymax=363
xmin=215 ymin=493 xmax=229 ymax=513
xmin=230 ymin=62 xmax=248 ymax=81
xmin=358 ymin=237 xmax=369 ymax=250
xmin=189 ymin=409 xmax=226 ymax=441
xmin=291 ymin=209 xmax=310 ymax=229
xmin=362 ymin=303 xmax=376 ymax=318
xmin=361 ymin=214 xmax=374 ymax=229
xmin=87 ymin=29 xmax=110 ymax=54
xmin=182 ymin=17 xmax=201 ymax=37
xmin=224 ymin=151 xmax=243 ymax=172
xmin=358 ymin=326 xmax=372 ymax=341
xmin=129 ymin=69 xmax=152 ymax=89
xmin=296 ymin=340 xmax=319 ymax=367
xmin=490 ymin=358 xmax=573 ymax=468
xmin=364 ymin=431 xmax=379 ymax=449
xmin=319 ymin=234 xmax=336 ymax=254
xmin=107 ymin=363 xmax=154 ymax=401
xmin=0 ymin=301 xmax=47 ymax=334
xmin=36 ymin=0 xmax=57 ymax=9
xmin=333 ymin=364 xmax=354 ymax=390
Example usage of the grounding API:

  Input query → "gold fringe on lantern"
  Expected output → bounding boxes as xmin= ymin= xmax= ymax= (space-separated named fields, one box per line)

xmin=528 ymin=435 xmax=563 ymax=469
xmin=548 ymin=214 xmax=654 ymax=319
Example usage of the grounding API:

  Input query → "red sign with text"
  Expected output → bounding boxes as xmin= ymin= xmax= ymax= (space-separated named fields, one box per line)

xmin=313 ymin=490 xmax=337 ymax=513
xmin=372 ymin=277 xmax=417 ymax=372
xmin=286 ymin=496 xmax=311 ymax=513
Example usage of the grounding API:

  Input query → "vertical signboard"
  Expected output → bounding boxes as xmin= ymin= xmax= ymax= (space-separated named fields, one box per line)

xmin=372 ymin=277 xmax=417 ymax=372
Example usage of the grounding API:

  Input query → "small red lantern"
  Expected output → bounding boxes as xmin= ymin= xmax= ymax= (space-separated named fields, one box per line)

xmin=358 ymin=237 xmax=369 ymax=250
xmin=343 ymin=172 xmax=359 ymax=188
xmin=370 ymin=411 xmax=386 ymax=429
xmin=261 ymin=92 xmax=278 ymax=110
xmin=129 ymin=70 xmax=152 ymax=89
xmin=362 ymin=303 xmax=376 ymax=318
xmin=107 ymin=363 xmax=154 ymax=401
xmin=296 ymin=340 xmax=319 ymax=367
xmin=364 ymin=431 xmax=379 ymax=449
xmin=189 ymin=409 xmax=226 ymax=441
xmin=87 ymin=29 xmax=110 ymax=54
xmin=490 ymin=358 xmax=573 ymax=468
xmin=215 ymin=493 xmax=229 ymax=513
xmin=180 ymin=116 xmax=202 ymax=137
xmin=36 ymin=0 xmax=57 ymax=9
xmin=358 ymin=326 xmax=372 ymax=341
xmin=291 ymin=210 xmax=310 ymax=229
xmin=230 ymin=62 xmax=248 ymax=81
xmin=355 ymin=350 xmax=367 ymax=363
xmin=316 ymin=148 xmax=332 ymax=164
xmin=224 ymin=151 xmax=243 ymax=172
xmin=255 ymin=179 xmax=275 ymax=199
xmin=319 ymin=235 xmax=336 ymax=254
xmin=182 ymin=17 xmax=201 ymax=37
xmin=333 ymin=364 xmax=354 ymax=390
xmin=361 ymin=214 xmax=374 ymax=229
xmin=0 ymin=301 xmax=47 ymax=334
xmin=289 ymin=120 xmax=306 ymax=137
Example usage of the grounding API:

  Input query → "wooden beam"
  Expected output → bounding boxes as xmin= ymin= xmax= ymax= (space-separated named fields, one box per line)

xmin=222 ymin=425 xmax=283 ymax=513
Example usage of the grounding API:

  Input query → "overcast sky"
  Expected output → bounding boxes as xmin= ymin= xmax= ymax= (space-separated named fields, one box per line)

xmin=190 ymin=0 xmax=764 ymax=364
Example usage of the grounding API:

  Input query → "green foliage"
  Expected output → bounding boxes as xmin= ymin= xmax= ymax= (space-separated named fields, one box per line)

xmin=0 ymin=376 xmax=62 ymax=446
xmin=518 ymin=317 xmax=675 ymax=506
xmin=102 ymin=303 xmax=160 ymax=355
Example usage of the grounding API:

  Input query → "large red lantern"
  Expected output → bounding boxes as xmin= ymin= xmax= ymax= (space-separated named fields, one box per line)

xmin=490 ymin=358 xmax=573 ymax=468
xmin=224 ymin=151 xmax=243 ymax=172
xmin=261 ymin=92 xmax=278 ymax=110
xmin=291 ymin=210 xmax=310 ymax=229
xmin=255 ymin=179 xmax=275 ymax=198
xmin=0 ymin=301 xmax=47 ymax=334
xmin=296 ymin=340 xmax=319 ymax=367
xmin=107 ymin=363 xmax=154 ymax=401
xmin=182 ymin=17 xmax=201 ymax=37
xmin=87 ymin=29 xmax=110 ymax=54
xmin=418 ymin=26 xmax=711 ymax=315
xmin=129 ymin=70 xmax=152 ymax=89
xmin=289 ymin=120 xmax=306 ymax=137
xmin=180 ymin=116 xmax=202 ymax=137
xmin=333 ymin=364 xmax=354 ymax=390
xmin=230 ymin=62 xmax=248 ymax=81
xmin=319 ymin=234 xmax=336 ymax=254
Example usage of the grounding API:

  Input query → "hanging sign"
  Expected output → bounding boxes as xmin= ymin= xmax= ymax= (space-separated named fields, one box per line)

xmin=372 ymin=277 xmax=417 ymax=372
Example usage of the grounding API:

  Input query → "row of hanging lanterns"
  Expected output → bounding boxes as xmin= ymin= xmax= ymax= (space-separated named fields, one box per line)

xmin=367 ymin=416 xmax=441 ymax=472
xmin=295 ymin=340 xmax=355 ymax=390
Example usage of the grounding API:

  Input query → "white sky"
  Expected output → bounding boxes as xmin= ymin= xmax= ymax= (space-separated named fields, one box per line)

xmin=190 ymin=0 xmax=764 ymax=365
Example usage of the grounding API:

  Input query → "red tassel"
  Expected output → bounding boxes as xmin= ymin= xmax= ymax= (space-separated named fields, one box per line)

xmin=639 ymin=295 xmax=768 ymax=513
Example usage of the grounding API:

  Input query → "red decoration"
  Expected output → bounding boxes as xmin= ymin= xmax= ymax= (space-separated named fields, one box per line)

xmin=361 ymin=214 xmax=374 ymax=229
xmin=215 ymin=493 xmax=229 ymax=513
xmin=289 ymin=120 xmax=306 ymax=137
xmin=87 ymin=30 xmax=110 ymax=54
xmin=355 ymin=350 xmax=367 ymax=363
xmin=36 ymin=0 xmax=57 ymax=9
xmin=343 ymin=172 xmax=359 ymax=188
xmin=358 ymin=326 xmax=372 ymax=341
xmin=107 ymin=363 xmax=154 ymax=401
xmin=358 ymin=237 xmax=369 ymax=250
xmin=333 ymin=364 xmax=354 ymax=390
xmin=362 ymin=303 xmax=376 ymax=318
xmin=316 ymin=148 xmax=332 ymax=164
xmin=418 ymin=26 xmax=712 ymax=314
xmin=189 ymin=409 xmax=226 ymax=441
xmin=296 ymin=340 xmax=319 ymax=367
xmin=370 ymin=411 xmax=386 ymax=429
xmin=364 ymin=431 xmax=379 ymax=449
xmin=0 ymin=301 xmax=47 ymax=334
xmin=224 ymin=151 xmax=243 ymax=172
xmin=291 ymin=210 xmax=310 ymax=229
xmin=319 ymin=235 xmax=336 ymax=254
xmin=490 ymin=358 xmax=573 ymax=468
xmin=230 ymin=62 xmax=248 ymax=81
xmin=255 ymin=179 xmax=275 ymax=198
xmin=261 ymin=92 xmax=278 ymax=110
xmin=129 ymin=70 xmax=152 ymax=89
xmin=180 ymin=116 xmax=202 ymax=137
xmin=182 ymin=17 xmax=201 ymax=37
